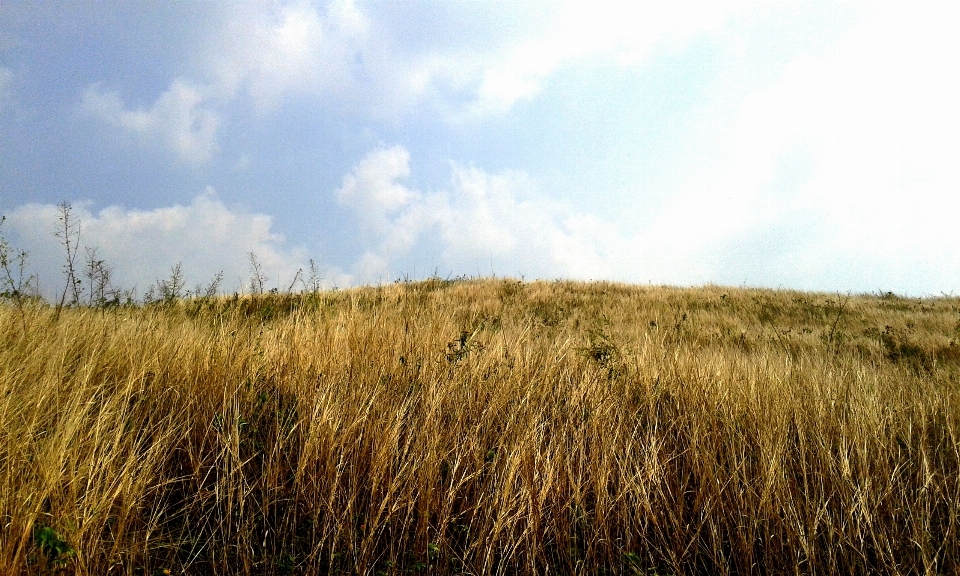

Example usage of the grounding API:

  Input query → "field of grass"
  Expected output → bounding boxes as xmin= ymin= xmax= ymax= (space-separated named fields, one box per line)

xmin=2 ymin=278 xmax=959 ymax=574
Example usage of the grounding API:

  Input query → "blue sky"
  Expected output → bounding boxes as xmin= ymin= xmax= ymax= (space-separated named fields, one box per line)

xmin=1 ymin=1 xmax=959 ymax=297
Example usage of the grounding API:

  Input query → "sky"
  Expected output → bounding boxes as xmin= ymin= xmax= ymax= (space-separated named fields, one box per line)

xmin=1 ymin=1 xmax=959 ymax=298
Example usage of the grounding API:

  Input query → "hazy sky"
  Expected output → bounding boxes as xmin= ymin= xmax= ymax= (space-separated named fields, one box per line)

xmin=2 ymin=1 xmax=958 ymax=297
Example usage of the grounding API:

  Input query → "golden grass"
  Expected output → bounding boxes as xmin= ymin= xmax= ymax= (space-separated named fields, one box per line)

xmin=1 ymin=278 xmax=959 ymax=574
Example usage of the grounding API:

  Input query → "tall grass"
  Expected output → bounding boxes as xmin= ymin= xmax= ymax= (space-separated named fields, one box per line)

xmin=1 ymin=279 xmax=959 ymax=574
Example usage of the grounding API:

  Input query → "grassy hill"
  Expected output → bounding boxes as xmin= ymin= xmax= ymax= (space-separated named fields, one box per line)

xmin=2 ymin=278 xmax=959 ymax=574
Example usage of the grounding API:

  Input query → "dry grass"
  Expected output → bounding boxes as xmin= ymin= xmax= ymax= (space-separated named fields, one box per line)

xmin=1 ymin=278 xmax=959 ymax=575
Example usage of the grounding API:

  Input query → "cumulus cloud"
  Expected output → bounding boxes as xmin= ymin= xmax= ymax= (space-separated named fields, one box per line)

xmin=1 ymin=190 xmax=333 ymax=299
xmin=334 ymin=146 xmax=643 ymax=283
xmin=335 ymin=146 xmax=416 ymax=219
xmin=465 ymin=1 xmax=747 ymax=116
xmin=335 ymin=140 xmax=960 ymax=295
xmin=593 ymin=3 xmax=960 ymax=294
xmin=330 ymin=146 xmax=779 ymax=286
xmin=82 ymin=80 xmax=220 ymax=163
xmin=329 ymin=146 xmax=793 ymax=287
xmin=79 ymin=2 xmax=368 ymax=161
xmin=211 ymin=1 xmax=369 ymax=111
xmin=279 ymin=1 xmax=746 ymax=119
xmin=78 ymin=1 xmax=756 ymax=157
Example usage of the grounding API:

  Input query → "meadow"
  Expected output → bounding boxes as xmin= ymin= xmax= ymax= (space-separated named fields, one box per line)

xmin=1 ymin=278 xmax=959 ymax=574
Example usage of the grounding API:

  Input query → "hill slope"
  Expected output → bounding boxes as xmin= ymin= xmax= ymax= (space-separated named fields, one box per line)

xmin=2 ymin=279 xmax=959 ymax=574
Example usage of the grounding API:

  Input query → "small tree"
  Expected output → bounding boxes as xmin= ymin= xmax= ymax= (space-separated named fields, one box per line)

xmin=83 ymin=246 xmax=119 ymax=306
xmin=1 ymin=216 xmax=39 ymax=333
xmin=55 ymin=202 xmax=82 ymax=308
xmin=0 ymin=216 xmax=37 ymax=302
xmin=203 ymin=270 xmax=224 ymax=298
xmin=306 ymin=259 xmax=323 ymax=293
xmin=248 ymin=252 xmax=267 ymax=295
xmin=157 ymin=262 xmax=186 ymax=302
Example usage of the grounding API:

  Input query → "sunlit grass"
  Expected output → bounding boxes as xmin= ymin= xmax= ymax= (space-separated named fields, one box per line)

xmin=2 ymin=279 xmax=959 ymax=574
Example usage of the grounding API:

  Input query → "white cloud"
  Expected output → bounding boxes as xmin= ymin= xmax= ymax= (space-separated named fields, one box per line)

xmin=79 ymin=1 xmax=758 ymax=152
xmin=336 ymin=136 xmax=960 ymax=295
xmin=465 ymin=1 xmax=746 ymax=116
xmin=728 ymin=3 xmax=960 ymax=197
xmin=335 ymin=146 xmax=643 ymax=283
xmin=82 ymin=80 xmax=220 ymax=163
xmin=2 ymin=189 xmax=326 ymax=298
xmin=245 ymin=4 xmax=328 ymax=106
xmin=433 ymin=165 xmax=638 ymax=279
xmin=335 ymin=145 xmax=416 ymax=218
xmin=301 ymin=1 xmax=744 ymax=119
xmin=79 ymin=2 xmax=368 ymax=161
xmin=603 ymin=2 xmax=960 ymax=294
xmin=212 ymin=1 xmax=368 ymax=111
